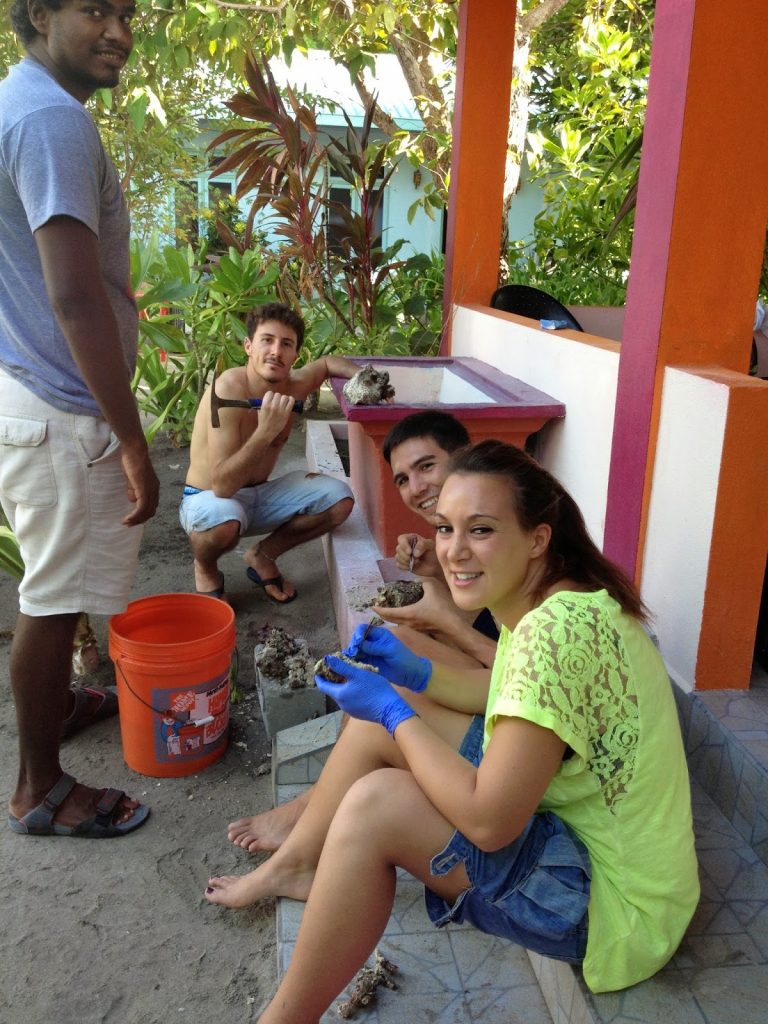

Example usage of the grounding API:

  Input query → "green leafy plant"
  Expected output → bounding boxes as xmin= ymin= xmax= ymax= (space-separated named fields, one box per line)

xmin=209 ymin=54 xmax=438 ymax=357
xmin=0 ymin=514 xmax=24 ymax=581
xmin=508 ymin=0 xmax=654 ymax=306
xmin=131 ymin=232 xmax=281 ymax=444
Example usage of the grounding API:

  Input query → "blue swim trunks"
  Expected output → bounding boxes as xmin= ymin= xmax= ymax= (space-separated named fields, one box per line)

xmin=425 ymin=714 xmax=591 ymax=963
xmin=179 ymin=470 xmax=352 ymax=536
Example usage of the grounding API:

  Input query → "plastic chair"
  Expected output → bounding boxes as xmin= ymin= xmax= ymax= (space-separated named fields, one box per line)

xmin=490 ymin=283 xmax=584 ymax=332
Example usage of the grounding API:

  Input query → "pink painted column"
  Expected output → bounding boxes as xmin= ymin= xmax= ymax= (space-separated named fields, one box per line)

xmin=441 ymin=0 xmax=516 ymax=352
xmin=603 ymin=0 xmax=768 ymax=576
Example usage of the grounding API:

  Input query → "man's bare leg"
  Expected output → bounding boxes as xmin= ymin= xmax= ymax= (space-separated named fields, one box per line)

xmin=10 ymin=613 xmax=141 ymax=829
xmin=245 ymin=497 xmax=353 ymax=603
xmin=206 ymin=697 xmax=470 ymax=908
xmin=189 ymin=519 xmax=240 ymax=593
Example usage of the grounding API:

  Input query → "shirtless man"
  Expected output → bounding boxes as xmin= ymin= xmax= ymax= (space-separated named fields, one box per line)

xmin=180 ymin=303 xmax=359 ymax=602
xmin=226 ymin=411 xmax=499 ymax=856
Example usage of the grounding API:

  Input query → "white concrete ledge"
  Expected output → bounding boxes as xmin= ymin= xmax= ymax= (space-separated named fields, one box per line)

xmin=306 ymin=419 xmax=386 ymax=646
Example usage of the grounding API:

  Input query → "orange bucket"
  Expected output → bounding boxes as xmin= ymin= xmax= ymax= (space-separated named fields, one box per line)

xmin=108 ymin=593 xmax=236 ymax=778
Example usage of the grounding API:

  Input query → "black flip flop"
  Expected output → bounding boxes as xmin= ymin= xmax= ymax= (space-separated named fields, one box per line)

xmin=246 ymin=566 xmax=298 ymax=604
xmin=196 ymin=571 xmax=226 ymax=599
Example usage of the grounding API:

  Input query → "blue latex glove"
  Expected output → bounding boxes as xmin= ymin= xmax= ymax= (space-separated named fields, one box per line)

xmin=315 ymin=656 xmax=418 ymax=735
xmin=344 ymin=624 xmax=431 ymax=693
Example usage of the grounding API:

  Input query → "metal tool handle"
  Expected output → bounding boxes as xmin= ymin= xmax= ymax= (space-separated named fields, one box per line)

xmin=245 ymin=398 xmax=304 ymax=413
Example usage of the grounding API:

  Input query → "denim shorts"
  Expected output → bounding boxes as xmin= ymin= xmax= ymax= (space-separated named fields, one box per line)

xmin=0 ymin=370 xmax=143 ymax=616
xmin=425 ymin=715 xmax=591 ymax=963
xmin=179 ymin=470 xmax=352 ymax=536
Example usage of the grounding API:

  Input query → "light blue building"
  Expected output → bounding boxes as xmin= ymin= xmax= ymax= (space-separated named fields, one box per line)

xmin=171 ymin=50 xmax=543 ymax=257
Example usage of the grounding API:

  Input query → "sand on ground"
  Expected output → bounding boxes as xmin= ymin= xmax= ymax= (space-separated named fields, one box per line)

xmin=0 ymin=414 xmax=343 ymax=1024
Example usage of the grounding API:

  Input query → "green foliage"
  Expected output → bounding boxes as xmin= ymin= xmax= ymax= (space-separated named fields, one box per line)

xmin=298 ymin=251 xmax=445 ymax=362
xmin=0 ymin=515 xmax=24 ymax=582
xmin=211 ymin=54 xmax=442 ymax=358
xmin=513 ymin=0 xmax=655 ymax=305
xmin=131 ymin=233 xmax=281 ymax=444
xmin=202 ymin=194 xmax=249 ymax=252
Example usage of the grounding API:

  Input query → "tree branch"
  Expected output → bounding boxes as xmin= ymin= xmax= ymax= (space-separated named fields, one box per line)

xmin=209 ymin=0 xmax=288 ymax=11
xmin=520 ymin=0 xmax=574 ymax=38
xmin=389 ymin=24 xmax=445 ymax=121
xmin=351 ymin=75 xmax=400 ymax=137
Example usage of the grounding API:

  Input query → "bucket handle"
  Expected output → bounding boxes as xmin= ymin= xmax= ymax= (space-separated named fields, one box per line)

xmin=114 ymin=647 xmax=238 ymax=723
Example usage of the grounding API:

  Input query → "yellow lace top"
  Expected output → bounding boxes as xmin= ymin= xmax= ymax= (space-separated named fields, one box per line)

xmin=484 ymin=590 xmax=699 ymax=992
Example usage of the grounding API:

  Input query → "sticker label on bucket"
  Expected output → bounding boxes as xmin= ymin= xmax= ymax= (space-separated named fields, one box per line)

xmin=153 ymin=669 xmax=229 ymax=763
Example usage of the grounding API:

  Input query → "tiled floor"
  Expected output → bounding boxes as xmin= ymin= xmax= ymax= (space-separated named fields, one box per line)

xmin=273 ymin=713 xmax=768 ymax=1024
xmin=676 ymin=682 xmax=768 ymax=868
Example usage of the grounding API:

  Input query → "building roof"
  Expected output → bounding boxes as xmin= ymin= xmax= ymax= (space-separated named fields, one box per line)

xmin=269 ymin=50 xmax=423 ymax=131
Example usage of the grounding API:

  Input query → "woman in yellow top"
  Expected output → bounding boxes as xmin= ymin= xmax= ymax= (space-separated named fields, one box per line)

xmin=206 ymin=440 xmax=699 ymax=1021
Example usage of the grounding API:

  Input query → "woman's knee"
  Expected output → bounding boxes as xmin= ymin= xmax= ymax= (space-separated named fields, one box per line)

xmin=331 ymin=769 xmax=417 ymax=843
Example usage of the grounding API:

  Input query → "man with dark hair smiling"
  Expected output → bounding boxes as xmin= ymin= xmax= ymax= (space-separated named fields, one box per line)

xmin=379 ymin=410 xmax=500 ymax=664
xmin=0 ymin=0 xmax=158 ymax=837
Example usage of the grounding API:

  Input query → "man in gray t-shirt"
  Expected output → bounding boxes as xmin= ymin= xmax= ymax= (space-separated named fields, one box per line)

xmin=0 ymin=0 xmax=158 ymax=839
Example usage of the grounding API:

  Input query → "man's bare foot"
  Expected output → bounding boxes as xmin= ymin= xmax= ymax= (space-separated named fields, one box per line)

xmin=10 ymin=776 xmax=141 ymax=830
xmin=204 ymin=857 xmax=315 ymax=908
xmin=228 ymin=791 xmax=311 ymax=852
xmin=193 ymin=559 xmax=225 ymax=595
xmin=245 ymin=543 xmax=296 ymax=603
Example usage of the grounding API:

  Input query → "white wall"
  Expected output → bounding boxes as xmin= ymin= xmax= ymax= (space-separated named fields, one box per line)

xmin=506 ymin=156 xmax=546 ymax=244
xmin=383 ymin=161 xmax=444 ymax=258
xmin=451 ymin=305 xmax=620 ymax=546
xmin=569 ymin=306 xmax=625 ymax=342
xmin=641 ymin=368 xmax=727 ymax=690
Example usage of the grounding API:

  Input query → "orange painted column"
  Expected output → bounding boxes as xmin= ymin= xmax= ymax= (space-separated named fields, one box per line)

xmin=441 ymin=0 xmax=516 ymax=353
xmin=604 ymin=0 xmax=768 ymax=572
xmin=695 ymin=373 xmax=768 ymax=689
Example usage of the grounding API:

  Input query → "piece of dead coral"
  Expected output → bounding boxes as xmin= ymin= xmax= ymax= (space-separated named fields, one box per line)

xmin=364 ymin=581 xmax=424 ymax=609
xmin=336 ymin=949 xmax=399 ymax=1019
xmin=254 ymin=626 xmax=314 ymax=690
xmin=343 ymin=364 xmax=396 ymax=406
xmin=314 ymin=653 xmax=379 ymax=683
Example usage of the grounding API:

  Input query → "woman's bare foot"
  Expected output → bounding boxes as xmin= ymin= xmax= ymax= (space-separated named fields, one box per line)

xmin=244 ymin=543 xmax=296 ymax=603
xmin=228 ymin=791 xmax=311 ymax=852
xmin=204 ymin=857 xmax=316 ymax=908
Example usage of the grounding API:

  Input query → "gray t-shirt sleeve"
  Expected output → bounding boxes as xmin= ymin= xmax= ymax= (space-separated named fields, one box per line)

xmin=9 ymin=104 xmax=102 ymax=236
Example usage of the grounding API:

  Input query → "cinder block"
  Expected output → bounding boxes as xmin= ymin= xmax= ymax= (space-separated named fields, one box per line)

xmin=254 ymin=643 xmax=327 ymax=740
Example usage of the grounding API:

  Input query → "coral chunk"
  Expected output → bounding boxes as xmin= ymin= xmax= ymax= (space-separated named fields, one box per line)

xmin=364 ymin=581 xmax=424 ymax=608
xmin=254 ymin=625 xmax=314 ymax=690
xmin=343 ymin=364 xmax=396 ymax=405
xmin=314 ymin=652 xmax=379 ymax=683
xmin=336 ymin=949 xmax=399 ymax=1018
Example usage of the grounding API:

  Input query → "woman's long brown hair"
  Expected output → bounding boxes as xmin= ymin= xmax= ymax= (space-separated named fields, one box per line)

xmin=447 ymin=440 xmax=647 ymax=620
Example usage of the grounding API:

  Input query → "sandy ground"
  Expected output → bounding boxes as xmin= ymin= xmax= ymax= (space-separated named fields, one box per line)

xmin=0 ymin=412 xmax=343 ymax=1024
